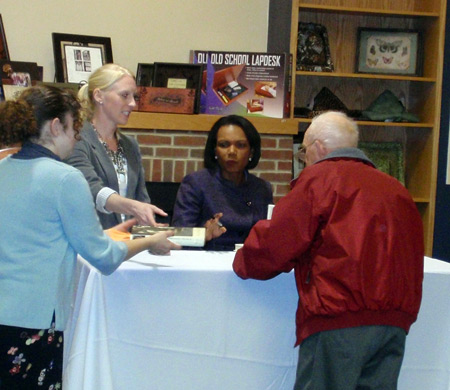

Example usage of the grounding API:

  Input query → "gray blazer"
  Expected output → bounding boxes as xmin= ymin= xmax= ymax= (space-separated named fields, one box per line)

xmin=66 ymin=122 xmax=150 ymax=228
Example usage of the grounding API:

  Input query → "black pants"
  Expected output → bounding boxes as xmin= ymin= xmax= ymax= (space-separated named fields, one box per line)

xmin=0 ymin=323 xmax=63 ymax=389
xmin=294 ymin=325 xmax=406 ymax=390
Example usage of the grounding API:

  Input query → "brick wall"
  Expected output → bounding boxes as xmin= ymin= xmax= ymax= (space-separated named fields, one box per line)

xmin=122 ymin=129 xmax=294 ymax=202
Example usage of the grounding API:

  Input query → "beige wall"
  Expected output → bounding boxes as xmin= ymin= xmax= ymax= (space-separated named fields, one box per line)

xmin=1 ymin=0 xmax=269 ymax=81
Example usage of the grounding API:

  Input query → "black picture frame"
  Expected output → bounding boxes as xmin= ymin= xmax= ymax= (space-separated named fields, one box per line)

xmin=356 ymin=28 xmax=423 ymax=76
xmin=0 ymin=15 xmax=9 ymax=60
xmin=152 ymin=62 xmax=203 ymax=113
xmin=52 ymin=33 xmax=113 ymax=83
xmin=136 ymin=63 xmax=155 ymax=87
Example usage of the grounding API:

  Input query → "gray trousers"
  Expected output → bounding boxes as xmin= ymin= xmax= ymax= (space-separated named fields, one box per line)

xmin=294 ymin=325 xmax=406 ymax=390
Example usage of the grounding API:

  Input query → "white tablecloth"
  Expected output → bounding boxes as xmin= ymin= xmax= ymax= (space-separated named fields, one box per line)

xmin=63 ymin=251 xmax=298 ymax=390
xmin=398 ymin=256 xmax=450 ymax=390
xmin=63 ymin=252 xmax=450 ymax=390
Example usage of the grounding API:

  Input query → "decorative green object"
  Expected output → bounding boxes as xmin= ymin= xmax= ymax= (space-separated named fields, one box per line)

xmin=362 ymin=90 xmax=419 ymax=123
xmin=359 ymin=142 xmax=405 ymax=185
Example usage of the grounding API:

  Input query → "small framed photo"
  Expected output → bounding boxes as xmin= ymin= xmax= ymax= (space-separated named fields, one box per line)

xmin=52 ymin=33 xmax=113 ymax=83
xmin=0 ymin=15 xmax=9 ymax=60
xmin=356 ymin=28 xmax=423 ymax=76
xmin=136 ymin=63 xmax=155 ymax=87
xmin=0 ymin=60 xmax=41 ymax=86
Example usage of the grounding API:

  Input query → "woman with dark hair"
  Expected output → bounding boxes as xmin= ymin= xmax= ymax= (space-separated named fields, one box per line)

xmin=172 ymin=115 xmax=273 ymax=251
xmin=0 ymin=85 xmax=179 ymax=389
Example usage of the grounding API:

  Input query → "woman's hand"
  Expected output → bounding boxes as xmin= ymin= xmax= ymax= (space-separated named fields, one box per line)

xmin=130 ymin=201 xmax=168 ymax=226
xmin=106 ymin=194 xmax=168 ymax=227
xmin=124 ymin=229 xmax=181 ymax=260
xmin=147 ymin=230 xmax=182 ymax=256
xmin=204 ymin=212 xmax=227 ymax=241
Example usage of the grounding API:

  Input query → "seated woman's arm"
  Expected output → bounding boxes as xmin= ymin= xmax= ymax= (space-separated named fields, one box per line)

xmin=172 ymin=174 xmax=225 ymax=240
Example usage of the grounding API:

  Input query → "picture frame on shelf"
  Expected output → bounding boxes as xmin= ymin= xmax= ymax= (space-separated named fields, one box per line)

xmin=0 ymin=15 xmax=9 ymax=60
xmin=296 ymin=22 xmax=333 ymax=72
xmin=359 ymin=142 xmax=405 ymax=185
xmin=0 ymin=60 xmax=41 ymax=85
xmin=356 ymin=28 xmax=423 ymax=76
xmin=136 ymin=63 xmax=155 ymax=87
xmin=52 ymin=33 xmax=113 ymax=83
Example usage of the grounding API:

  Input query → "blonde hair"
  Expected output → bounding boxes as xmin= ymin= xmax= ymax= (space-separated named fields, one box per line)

xmin=308 ymin=111 xmax=359 ymax=151
xmin=78 ymin=63 xmax=135 ymax=121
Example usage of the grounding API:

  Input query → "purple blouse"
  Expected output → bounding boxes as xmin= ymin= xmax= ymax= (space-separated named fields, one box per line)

xmin=172 ymin=168 xmax=273 ymax=250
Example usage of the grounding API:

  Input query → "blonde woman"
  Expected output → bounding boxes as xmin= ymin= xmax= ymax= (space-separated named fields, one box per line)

xmin=66 ymin=63 xmax=166 ymax=228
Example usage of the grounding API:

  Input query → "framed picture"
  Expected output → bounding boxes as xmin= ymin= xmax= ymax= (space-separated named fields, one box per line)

xmin=356 ymin=28 xmax=423 ymax=76
xmin=1 ymin=60 xmax=41 ymax=85
xmin=0 ymin=15 xmax=9 ymax=60
xmin=136 ymin=63 xmax=155 ymax=87
xmin=152 ymin=62 xmax=203 ymax=113
xmin=297 ymin=22 xmax=334 ymax=72
xmin=359 ymin=142 xmax=405 ymax=184
xmin=52 ymin=33 xmax=113 ymax=83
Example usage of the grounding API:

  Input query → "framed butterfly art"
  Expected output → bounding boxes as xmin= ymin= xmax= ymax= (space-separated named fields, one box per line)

xmin=356 ymin=28 xmax=423 ymax=76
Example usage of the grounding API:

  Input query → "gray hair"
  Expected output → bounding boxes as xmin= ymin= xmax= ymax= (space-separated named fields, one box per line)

xmin=308 ymin=111 xmax=359 ymax=151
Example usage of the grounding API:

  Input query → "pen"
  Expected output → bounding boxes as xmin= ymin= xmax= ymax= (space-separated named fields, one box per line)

xmin=212 ymin=215 xmax=223 ymax=227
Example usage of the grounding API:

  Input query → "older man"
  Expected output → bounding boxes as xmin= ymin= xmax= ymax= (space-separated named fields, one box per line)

xmin=233 ymin=111 xmax=424 ymax=390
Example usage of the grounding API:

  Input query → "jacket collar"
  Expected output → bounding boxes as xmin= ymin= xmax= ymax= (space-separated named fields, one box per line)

xmin=12 ymin=141 xmax=61 ymax=161
xmin=290 ymin=147 xmax=375 ymax=189
xmin=317 ymin=147 xmax=374 ymax=167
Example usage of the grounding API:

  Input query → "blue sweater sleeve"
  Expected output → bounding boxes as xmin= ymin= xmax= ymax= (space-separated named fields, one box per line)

xmin=57 ymin=169 xmax=127 ymax=275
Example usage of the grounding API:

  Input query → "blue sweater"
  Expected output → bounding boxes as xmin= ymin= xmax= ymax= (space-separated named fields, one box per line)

xmin=172 ymin=168 xmax=273 ymax=250
xmin=0 ymin=156 xmax=127 ymax=330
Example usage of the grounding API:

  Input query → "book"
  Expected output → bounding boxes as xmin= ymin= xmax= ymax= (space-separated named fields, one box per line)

xmin=131 ymin=226 xmax=206 ymax=247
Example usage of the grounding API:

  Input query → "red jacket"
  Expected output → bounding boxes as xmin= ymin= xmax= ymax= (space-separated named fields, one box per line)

xmin=233 ymin=150 xmax=424 ymax=346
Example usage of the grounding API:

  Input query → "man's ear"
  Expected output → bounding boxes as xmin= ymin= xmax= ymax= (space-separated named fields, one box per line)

xmin=316 ymin=140 xmax=329 ymax=159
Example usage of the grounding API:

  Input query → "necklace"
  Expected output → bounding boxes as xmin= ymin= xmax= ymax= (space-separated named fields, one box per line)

xmin=92 ymin=124 xmax=127 ymax=176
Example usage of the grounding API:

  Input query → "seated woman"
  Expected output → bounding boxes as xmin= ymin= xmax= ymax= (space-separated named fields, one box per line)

xmin=172 ymin=115 xmax=273 ymax=250
xmin=66 ymin=63 xmax=166 ymax=228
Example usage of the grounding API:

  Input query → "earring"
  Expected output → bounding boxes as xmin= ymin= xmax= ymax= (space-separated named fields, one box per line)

xmin=214 ymin=156 xmax=218 ymax=160
xmin=249 ymin=157 xmax=252 ymax=161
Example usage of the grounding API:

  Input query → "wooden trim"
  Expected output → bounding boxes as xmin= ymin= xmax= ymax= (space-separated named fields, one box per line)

xmin=122 ymin=112 xmax=299 ymax=135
